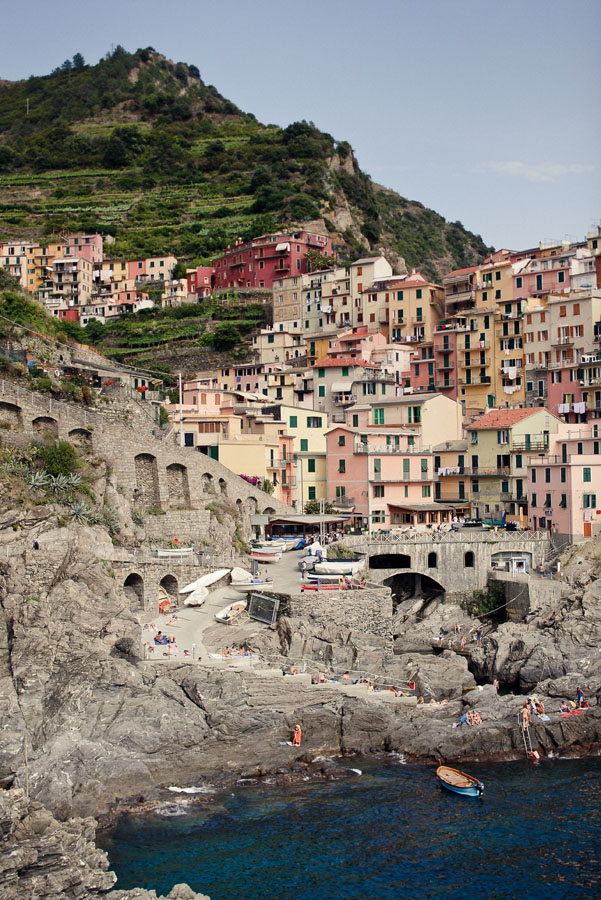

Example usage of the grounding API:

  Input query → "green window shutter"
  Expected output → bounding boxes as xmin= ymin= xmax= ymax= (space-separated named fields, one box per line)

xmin=374 ymin=459 xmax=381 ymax=475
xmin=300 ymin=439 xmax=308 ymax=451
xmin=342 ymin=367 xmax=349 ymax=377
xmin=403 ymin=459 xmax=410 ymax=474
xmin=583 ymin=467 xmax=592 ymax=483
xmin=421 ymin=459 xmax=428 ymax=473
xmin=308 ymin=458 xmax=316 ymax=473
xmin=290 ymin=416 xmax=297 ymax=427
xmin=352 ymin=415 xmax=359 ymax=427
xmin=318 ymin=368 xmax=325 ymax=378
xmin=308 ymin=486 xmax=316 ymax=500
xmin=318 ymin=385 xmax=325 ymax=397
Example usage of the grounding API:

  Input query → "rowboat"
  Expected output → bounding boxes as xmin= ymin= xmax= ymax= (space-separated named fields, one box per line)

xmin=230 ymin=578 xmax=273 ymax=592
xmin=251 ymin=542 xmax=285 ymax=555
xmin=183 ymin=586 xmax=209 ymax=607
xmin=249 ymin=551 xmax=282 ymax=563
xmin=179 ymin=569 xmax=231 ymax=594
xmin=314 ymin=560 xmax=365 ymax=576
xmin=215 ymin=599 xmax=247 ymax=625
xmin=436 ymin=765 xmax=484 ymax=798
xmin=306 ymin=572 xmax=343 ymax=583
xmin=156 ymin=547 xmax=194 ymax=559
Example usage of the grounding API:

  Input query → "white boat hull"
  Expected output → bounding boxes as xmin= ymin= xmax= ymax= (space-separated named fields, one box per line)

xmin=314 ymin=560 xmax=365 ymax=576
xmin=179 ymin=569 xmax=231 ymax=594
xmin=250 ymin=553 xmax=281 ymax=563
xmin=215 ymin=600 xmax=247 ymax=624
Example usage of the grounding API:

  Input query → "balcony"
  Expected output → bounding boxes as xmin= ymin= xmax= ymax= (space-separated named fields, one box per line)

xmin=460 ymin=359 xmax=488 ymax=369
xmin=461 ymin=376 xmax=492 ymax=386
xmin=360 ymin=370 xmax=396 ymax=383
xmin=511 ymin=439 xmax=549 ymax=452
xmin=394 ymin=334 xmax=424 ymax=344
xmin=594 ymin=334 xmax=601 ymax=342
xmin=435 ymin=380 xmax=455 ymax=390
xmin=436 ymin=466 xmax=510 ymax=478
xmin=333 ymin=496 xmax=355 ymax=508
xmin=436 ymin=361 xmax=454 ymax=370
xmin=280 ymin=478 xmax=297 ymax=488
xmin=333 ymin=393 xmax=355 ymax=406
xmin=411 ymin=316 xmax=425 ymax=325
xmin=354 ymin=443 xmax=426 ymax=455
xmin=433 ymin=343 xmax=452 ymax=353
xmin=551 ymin=336 xmax=574 ymax=347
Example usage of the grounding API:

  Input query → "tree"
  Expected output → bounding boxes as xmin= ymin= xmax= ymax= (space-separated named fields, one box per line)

xmin=72 ymin=53 xmax=85 ymax=70
xmin=305 ymin=249 xmax=337 ymax=271
xmin=36 ymin=440 xmax=79 ymax=477
xmin=172 ymin=262 xmax=187 ymax=280
xmin=211 ymin=323 xmax=242 ymax=350
xmin=61 ymin=59 xmax=72 ymax=73
xmin=304 ymin=499 xmax=336 ymax=515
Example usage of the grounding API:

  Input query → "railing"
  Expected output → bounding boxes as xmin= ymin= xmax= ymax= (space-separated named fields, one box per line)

xmin=510 ymin=439 xmax=549 ymax=452
xmin=271 ymin=459 xmax=288 ymax=468
xmin=333 ymin=496 xmax=355 ymax=507
xmin=435 ymin=380 xmax=454 ymax=389
xmin=435 ymin=361 xmax=454 ymax=370
xmin=333 ymin=393 xmax=356 ymax=405
xmin=436 ymin=466 xmax=510 ymax=477
xmin=360 ymin=371 xmax=396 ymax=382
xmin=445 ymin=289 xmax=476 ymax=304
xmin=354 ymin=443 xmax=427 ymax=455
xmin=461 ymin=376 xmax=492 ymax=386
xmin=338 ymin=530 xmax=549 ymax=546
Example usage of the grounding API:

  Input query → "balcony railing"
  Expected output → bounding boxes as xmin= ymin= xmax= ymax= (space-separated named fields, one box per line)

xmin=436 ymin=466 xmax=510 ymax=478
xmin=270 ymin=459 xmax=288 ymax=469
xmin=461 ymin=376 xmax=492 ymax=386
xmin=436 ymin=361 xmax=454 ymax=370
xmin=511 ymin=439 xmax=549 ymax=452
xmin=333 ymin=393 xmax=356 ymax=405
xmin=332 ymin=496 xmax=355 ymax=507
xmin=445 ymin=289 xmax=476 ymax=305
xmin=354 ymin=443 xmax=426 ymax=455
xmin=551 ymin=337 xmax=574 ymax=347
xmin=435 ymin=380 xmax=455 ymax=389
xmin=360 ymin=370 xmax=396 ymax=382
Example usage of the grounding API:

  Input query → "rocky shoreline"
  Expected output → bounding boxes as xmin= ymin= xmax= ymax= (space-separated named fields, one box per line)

xmin=1 ymin=509 xmax=601 ymax=898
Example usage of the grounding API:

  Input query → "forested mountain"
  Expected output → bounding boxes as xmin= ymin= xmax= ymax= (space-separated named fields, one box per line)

xmin=0 ymin=47 xmax=492 ymax=279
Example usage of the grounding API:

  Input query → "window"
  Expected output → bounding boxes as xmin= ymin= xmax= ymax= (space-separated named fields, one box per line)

xmin=531 ymin=493 xmax=537 ymax=507
xmin=583 ymin=494 xmax=597 ymax=508
xmin=422 ymin=485 xmax=431 ymax=497
xmin=318 ymin=385 xmax=325 ymax=397
xmin=516 ymin=454 xmax=523 ymax=469
xmin=290 ymin=416 xmax=297 ymax=427
xmin=545 ymin=493 xmax=552 ymax=508
xmin=583 ymin=467 xmax=592 ymax=482
xmin=470 ymin=431 xmax=478 ymax=445
xmin=421 ymin=458 xmax=428 ymax=473
xmin=577 ymin=442 xmax=583 ymax=455
xmin=495 ymin=290 xmax=501 ymax=300
xmin=416 ymin=307 xmax=423 ymax=321
xmin=397 ymin=290 xmax=403 ymax=300
xmin=560 ymin=467 xmax=566 ymax=483
xmin=374 ymin=408 xmax=385 ymax=425
xmin=374 ymin=459 xmax=381 ymax=475
xmin=318 ymin=368 xmax=325 ymax=378
xmin=428 ymin=551 xmax=437 ymax=568
xmin=559 ymin=306 xmax=567 ymax=317
xmin=300 ymin=439 xmax=308 ymax=451
xmin=338 ymin=435 xmax=346 ymax=447
xmin=472 ymin=479 xmax=479 ymax=494
xmin=560 ymin=494 xmax=567 ymax=508
xmin=307 ymin=417 xmax=322 ymax=428
xmin=352 ymin=414 xmax=359 ymax=427
xmin=308 ymin=486 xmax=316 ymax=500
xmin=267 ymin=335 xmax=274 ymax=344
xmin=403 ymin=459 xmax=410 ymax=476
xmin=374 ymin=485 xmax=385 ymax=498
xmin=416 ymin=289 xmax=422 ymax=299
xmin=308 ymin=458 xmax=316 ymax=473
xmin=341 ymin=366 xmax=349 ymax=377
xmin=545 ymin=468 xmax=551 ymax=483
xmin=497 ymin=429 xmax=509 ymax=444
xmin=338 ymin=460 xmax=345 ymax=473
xmin=558 ymin=271 xmax=565 ymax=284
xmin=501 ymin=481 xmax=509 ymax=494
xmin=464 ymin=551 xmax=474 ymax=568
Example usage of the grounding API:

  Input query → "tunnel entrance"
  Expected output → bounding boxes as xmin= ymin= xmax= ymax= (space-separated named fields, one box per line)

xmin=384 ymin=571 xmax=445 ymax=606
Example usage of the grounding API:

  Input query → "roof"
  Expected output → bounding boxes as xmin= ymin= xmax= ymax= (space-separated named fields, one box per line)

xmin=312 ymin=357 xmax=379 ymax=369
xmin=353 ymin=256 xmax=385 ymax=265
xmin=467 ymin=408 xmax=545 ymax=431
xmin=443 ymin=265 xmax=479 ymax=278
xmin=432 ymin=440 xmax=468 ymax=452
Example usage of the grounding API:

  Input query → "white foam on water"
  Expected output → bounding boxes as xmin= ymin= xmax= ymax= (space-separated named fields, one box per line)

xmin=389 ymin=752 xmax=407 ymax=765
xmin=167 ymin=785 xmax=216 ymax=794
xmin=156 ymin=805 xmax=189 ymax=817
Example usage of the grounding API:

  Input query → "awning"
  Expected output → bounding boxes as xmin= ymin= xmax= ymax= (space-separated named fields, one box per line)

xmin=388 ymin=502 xmax=460 ymax=513
xmin=275 ymin=242 xmax=290 ymax=252
xmin=331 ymin=381 xmax=353 ymax=392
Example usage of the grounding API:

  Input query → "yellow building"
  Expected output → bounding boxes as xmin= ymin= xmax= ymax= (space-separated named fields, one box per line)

xmin=387 ymin=273 xmax=444 ymax=345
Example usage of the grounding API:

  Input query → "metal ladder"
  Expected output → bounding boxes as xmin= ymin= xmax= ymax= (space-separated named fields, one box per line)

xmin=520 ymin=716 xmax=535 ymax=758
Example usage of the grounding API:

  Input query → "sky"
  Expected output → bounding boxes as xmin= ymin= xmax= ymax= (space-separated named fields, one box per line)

xmin=1 ymin=0 xmax=599 ymax=250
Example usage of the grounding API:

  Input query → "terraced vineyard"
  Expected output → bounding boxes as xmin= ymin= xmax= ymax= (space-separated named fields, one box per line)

xmin=0 ymin=46 xmax=492 ymax=278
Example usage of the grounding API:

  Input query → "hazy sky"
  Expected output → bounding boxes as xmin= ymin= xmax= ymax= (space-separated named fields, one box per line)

xmin=2 ymin=0 xmax=599 ymax=250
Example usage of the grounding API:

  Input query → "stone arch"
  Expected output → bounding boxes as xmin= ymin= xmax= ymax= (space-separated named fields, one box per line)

xmin=235 ymin=498 xmax=243 ymax=516
xmin=123 ymin=573 xmax=144 ymax=611
xmin=134 ymin=453 xmax=160 ymax=508
xmin=427 ymin=551 xmax=438 ymax=568
xmin=166 ymin=462 xmax=190 ymax=509
xmin=0 ymin=401 xmax=22 ymax=429
xmin=263 ymin=506 xmax=276 ymax=515
xmin=160 ymin=574 xmax=178 ymax=598
xmin=219 ymin=477 xmax=227 ymax=495
xmin=32 ymin=416 xmax=59 ymax=438
xmin=370 ymin=553 xmax=412 ymax=569
xmin=201 ymin=472 xmax=215 ymax=495
xmin=68 ymin=427 xmax=93 ymax=448
xmin=245 ymin=496 xmax=258 ymax=516
xmin=385 ymin=571 xmax=446 ymax=604
xmin=464 ymin=550 xmax=475 ymax=568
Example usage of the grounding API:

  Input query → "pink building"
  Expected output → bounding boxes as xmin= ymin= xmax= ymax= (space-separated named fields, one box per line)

xmin=63 ymin=234 xmax=103 ymax=264
xmin=326 ymin=425 xmax=460 ymax=531
xmin=128 ymin=256 xmax=177 ymax=282
xmin=212 ymin=231 xmax=333 ymax=291
xmin=527 ymin=423 xmax=601 ymax=541
xmin=432 ymin=324 xmax=459 ymax=400
xmin=512 ymin=250 xmax=572 ymax=299
xmin=187 ymin=265 xmax=214 ymax=298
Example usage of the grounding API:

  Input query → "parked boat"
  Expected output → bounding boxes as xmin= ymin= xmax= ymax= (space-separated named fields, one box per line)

xmin=251 ymin=542 xmax=285 ymax=555
xmin=183 ymin=586 xmax=209 ymax=607
xmin=436 ymin=765 xmax=484 ymax=798
xmin=314 ymin=560 xmax=365 ymax=576
xmin=249 ymin=551 xmax=282 ymax=563
xmin=179 ymin=569 xmax=231 ymax=594
xmin=230 ymin=578 xmax=273 ymax=592
xmin=306 ymin=572 xmax=343 ymax=583
xmin=156 ymin=547 xmax=194 ymax=559
xmin=298 ymin=555 xmax=317 ymax=571
xmin=215 ymin=599 xmax=247 ymax=625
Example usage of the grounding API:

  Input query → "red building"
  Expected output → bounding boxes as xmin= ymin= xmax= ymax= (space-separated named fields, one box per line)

xmin=187 ymin=266 xmax=214 ymax=298
xmin=212 ymin=231 xmax=333 ymax=290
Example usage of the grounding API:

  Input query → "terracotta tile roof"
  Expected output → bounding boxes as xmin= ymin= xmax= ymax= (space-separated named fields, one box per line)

xmin=467 ymin=408 xmax=545 ymax=430
xmin=443 ymin=265 xmax=480 ymax=278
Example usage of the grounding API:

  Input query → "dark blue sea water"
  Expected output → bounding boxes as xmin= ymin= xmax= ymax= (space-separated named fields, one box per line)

xmin=100 ymin=757 xmax=601 ymax=900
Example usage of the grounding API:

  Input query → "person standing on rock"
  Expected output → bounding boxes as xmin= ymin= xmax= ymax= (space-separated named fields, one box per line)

xmin=292 ymin=724 xmax=302 ymax=746
xmin=576 ymin=686 xmax=586 ymax=708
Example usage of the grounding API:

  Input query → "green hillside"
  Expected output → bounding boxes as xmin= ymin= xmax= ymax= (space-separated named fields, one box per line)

xmin=0 ymin=47 xmax=492 ymax=279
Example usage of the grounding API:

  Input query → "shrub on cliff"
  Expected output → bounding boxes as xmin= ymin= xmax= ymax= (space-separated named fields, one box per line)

xmin=36 ymin=440 xmax=79 ymax=477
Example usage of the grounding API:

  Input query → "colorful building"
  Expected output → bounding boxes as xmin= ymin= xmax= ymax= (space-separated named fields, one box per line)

xmin=213 ymin=231 xmax=333 ymax=291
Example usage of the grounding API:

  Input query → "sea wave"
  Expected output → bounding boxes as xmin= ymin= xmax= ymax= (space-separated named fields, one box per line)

xmin=167 ymin=785 xmax=216 ymax=794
